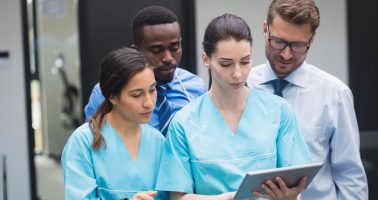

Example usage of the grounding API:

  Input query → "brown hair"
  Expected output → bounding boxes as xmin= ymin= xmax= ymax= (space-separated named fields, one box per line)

xmin=202 ymin=14 xmax=253 ymax=88
xmin=267 ymin=0 xmax=320 ymax=33
xmin=89 ymin=47 xmax=151 ymax=150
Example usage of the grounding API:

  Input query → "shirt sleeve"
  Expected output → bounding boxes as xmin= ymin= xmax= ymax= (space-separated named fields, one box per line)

xmin=276 ymin=101 xmax=312 ymax=167
xmin=61 ymin=130 xmax=99 ymax=200
xmin=84 ymin=83 xmax=105 ymax=121
xmin=330 ymin=88 xmax=368 ymax=200
xmin=155 ymin=117 xmax=194 ymax=193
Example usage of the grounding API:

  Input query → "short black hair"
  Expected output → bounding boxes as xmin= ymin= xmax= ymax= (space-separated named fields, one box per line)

xmin=132 ymin=6 xmax=179 ymax=45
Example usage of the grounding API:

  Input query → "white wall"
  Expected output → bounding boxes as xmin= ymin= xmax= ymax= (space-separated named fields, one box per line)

xmin=195 ymin=0 xmax=348 ymax=86
xmin=0 ymin=0 xmax=32 ymax=199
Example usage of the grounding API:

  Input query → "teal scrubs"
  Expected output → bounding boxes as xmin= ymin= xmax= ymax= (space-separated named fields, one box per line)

xmin=156 ymin=89 xmax=312 ymax=195
xmin=62 ymin=122 xmax=166 ymax=200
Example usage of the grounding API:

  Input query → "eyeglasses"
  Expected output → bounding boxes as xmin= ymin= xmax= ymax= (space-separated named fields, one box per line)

xmin=267 ymin=25 xmax=313 ymax=54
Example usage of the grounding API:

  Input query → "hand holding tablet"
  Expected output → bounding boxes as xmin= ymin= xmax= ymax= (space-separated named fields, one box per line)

xmin=234 ymin=162 xmax=324 ymax=200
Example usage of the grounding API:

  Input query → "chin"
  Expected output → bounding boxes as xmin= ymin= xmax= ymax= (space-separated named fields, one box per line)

xmin=139 ymin=117 xmax=151 ymax=124
xmin=157 ymin=75 xmax=174 ymax=83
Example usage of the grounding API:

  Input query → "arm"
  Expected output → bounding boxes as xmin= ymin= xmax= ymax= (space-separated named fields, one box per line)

xmin=171 ymin=192 xmax=235 ymax=200
xmin=330 ymin=89 xmax=368 ymax=200
xmin=277 ymin=101 xmax=312 ymax=167
xmin=61 ymin=131 xmax=99 ymax=200
xmin=253 ymin=101 xmax=311 ymax=200
xmin=130 ymin=191 xmax=157 ymax=200
xmin=84 ymin=83 xmax=105 ymax=120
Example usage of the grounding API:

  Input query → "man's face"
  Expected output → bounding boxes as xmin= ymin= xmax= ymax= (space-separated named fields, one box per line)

xmin=264 ymin=15 xmax=314 ymax=78
xmin=137 ymin=22 xmax=182 ymax=83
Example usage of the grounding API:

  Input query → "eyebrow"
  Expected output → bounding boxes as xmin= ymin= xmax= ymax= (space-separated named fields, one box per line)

xmin=218 ymin=54 xmax=251 ymax=61
xmin=128 ymin=82 xmax=156 ymax=93
xmin=149 ymin=40 xmax=181 ymax=48
xmin=270 ymin=35 xmax=309 ymax=44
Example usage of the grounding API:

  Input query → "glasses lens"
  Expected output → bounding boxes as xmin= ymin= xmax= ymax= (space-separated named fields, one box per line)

xmin=291 ymin=44 xmax=309 ymax=53
xmin=269 ymin=39 xmax=286 ymax=50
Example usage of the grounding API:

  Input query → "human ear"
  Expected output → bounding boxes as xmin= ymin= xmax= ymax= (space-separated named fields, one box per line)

xmin=310 ymin=31 xmax=317 ymax=44
xmin=202 ymin=52 xmax=210 ymax=68
xmin=109 ymin=94 xmax=118 ymax=105
xmin=263 ymin=20 xmax=268 ymax=35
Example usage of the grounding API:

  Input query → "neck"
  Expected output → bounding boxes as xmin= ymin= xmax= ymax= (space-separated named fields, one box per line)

xmin=209 ymin=85 xmax=249 ymax=110
xmin=106 ymin=111 xmax=140 ymax=137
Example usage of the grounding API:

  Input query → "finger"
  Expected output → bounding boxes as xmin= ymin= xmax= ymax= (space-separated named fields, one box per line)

xmin=276 ymin=176 xmax=289 ymax=191
xmin=145 ymin=191 xmax=158 ymax=197
xmin=253 ymin=191 xmax=272 ymax=199
xmin=133 ymin=193 xmax=154 ymax=200
xmin=296 ymin=176 xmax=307 ymax=191
xmin=261 ymin=183 xmax=277 ymax=199
xmin=290 ymin=176 xmax=307 ymax=196
xmin=265 ymin=179 xmax=283 ymax=198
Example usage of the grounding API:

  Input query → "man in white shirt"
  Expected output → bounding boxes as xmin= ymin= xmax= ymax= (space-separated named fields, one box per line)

xmin=247 ymin=0 xmax=368 ymax=199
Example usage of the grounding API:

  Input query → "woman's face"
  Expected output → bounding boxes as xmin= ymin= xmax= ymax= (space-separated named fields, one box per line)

xmin=203 ymin=38 xmax=252 ymax=92
xmin=110 ymin=67 xmax=157 ymax=124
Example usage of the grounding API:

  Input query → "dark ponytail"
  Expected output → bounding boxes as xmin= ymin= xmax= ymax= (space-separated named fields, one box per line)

xmin=89 ymin=100 xmax=112 ymax=150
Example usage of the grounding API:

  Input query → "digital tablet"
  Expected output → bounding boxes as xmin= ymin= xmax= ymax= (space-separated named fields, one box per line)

xmin=234 ymin=162 xmax=324 ymax=200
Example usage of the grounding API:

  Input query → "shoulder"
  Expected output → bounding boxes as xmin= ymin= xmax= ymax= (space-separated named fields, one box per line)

xmin=249 ymin=88 xmax=294 ymax=120
xmin=141 ymin=124 xmax=165 ymax=148
xmin=175 ymin=68 xmax=205 ymax=87
xmin=247 ymin=63 xmax=270 ymax=86
xmin=306 ymin=64 xmax=351 ymax=92
xmin=62 ymin=123 xmax=93 ymax=159
xmin=170 ymin=93 xmax=206 ymax=122
xmin=175 ymin=68 xmax=201 ymax=80
xmin=91 ymin=83 xmax=101 ymax=93
xmin=142 ymin=124 xmax=164 ymax=140
xmin=250 ymin=88 xmax=286 ymax=107
xmin=66 ymin=122 xmax=93 ymax=147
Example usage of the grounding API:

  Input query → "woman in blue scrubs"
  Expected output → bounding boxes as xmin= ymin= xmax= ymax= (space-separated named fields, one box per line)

xmin=61 ymin=47 xmax=166 ymax=200
xmin=155 ymin=14 xmax=312 ymax=200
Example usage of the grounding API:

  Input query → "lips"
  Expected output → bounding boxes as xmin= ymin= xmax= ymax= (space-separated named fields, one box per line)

xmin=230 ymin=82 xmax=244 ymax=89
xmin=159 ymin=65 xmax=177 ymax=72
xmin=278 ymin=60 xmax=292 ymax=64
xmin=141 ymin=111 xmax=153 ymax=115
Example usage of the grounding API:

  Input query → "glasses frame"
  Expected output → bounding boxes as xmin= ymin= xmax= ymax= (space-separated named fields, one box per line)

xmin=267 ymin=24 xmax=314 ymax=54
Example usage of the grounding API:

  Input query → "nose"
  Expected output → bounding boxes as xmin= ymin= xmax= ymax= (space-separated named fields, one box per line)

xmin=143 ymin=93 xmax=155 ymax=108
xmin=232 ymin=65 xmax=242 ymax=79
xmin=161 ymin=50 xmax=174 ymax=64
xmin=280 ymin=46 xmax=293 ymax=60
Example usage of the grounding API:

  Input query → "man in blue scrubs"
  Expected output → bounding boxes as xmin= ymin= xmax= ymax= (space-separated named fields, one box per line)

xmin=84 ymin=6 xmax=206 ymax=135
xmin=247 ymin=0 xmax=368 ymax=199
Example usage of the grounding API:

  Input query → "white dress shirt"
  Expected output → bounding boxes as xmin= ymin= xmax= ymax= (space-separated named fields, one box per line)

xmin=247 ymin=61 xmax=368 ymax=200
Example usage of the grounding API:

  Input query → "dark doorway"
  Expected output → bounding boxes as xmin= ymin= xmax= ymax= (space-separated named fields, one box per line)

xmin=78 ymin=0 xmax=197 ymax=115
xmin=347 ymin=0 xmax=378 ymax=198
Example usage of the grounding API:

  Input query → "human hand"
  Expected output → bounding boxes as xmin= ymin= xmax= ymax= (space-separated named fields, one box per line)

xmin=253 ymin=176 xmax=307 ymax=200
xmin=131 ymin=191 xmax=158 ymax=200
xmin=221 ymin=191 xmax=236 ymax=200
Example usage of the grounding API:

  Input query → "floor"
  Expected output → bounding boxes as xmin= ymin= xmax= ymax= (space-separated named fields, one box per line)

xmin=35 ymin=155 xmax=64 ymax=200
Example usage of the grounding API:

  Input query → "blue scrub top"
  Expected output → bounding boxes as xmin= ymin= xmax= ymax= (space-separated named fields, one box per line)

xmin=62 ymin=122 xmax=167 ymax=200
xmin=156 ymin=89 xmax=312 ymax=195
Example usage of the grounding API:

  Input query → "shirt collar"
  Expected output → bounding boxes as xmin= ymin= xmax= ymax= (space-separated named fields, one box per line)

xmin=257 ymin=61 xmax=311 ymax=89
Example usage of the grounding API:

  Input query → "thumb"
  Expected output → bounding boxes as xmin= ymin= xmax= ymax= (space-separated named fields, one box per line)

xmin=146 ymin=191 xmax=158 ymax=197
